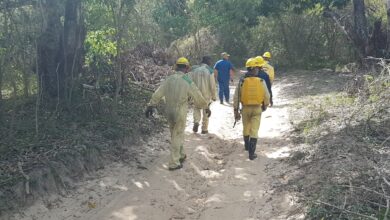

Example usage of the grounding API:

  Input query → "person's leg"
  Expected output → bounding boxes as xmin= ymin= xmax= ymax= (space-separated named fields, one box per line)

xmin=168 ymin=118 xmax=186 ymax=169
xmin=242 ymin=107 xmax=251 ymax=152
xmin=218 ymin=81 xmax=224 ymax=104
xmin=168 ymin=122 xmax=181 ymax=169
xmin=249 ymin=107 xmax=262 ymax=160
xmin=224 ymin=81 xmax=230 ymax=102
xmin=242 ymin=107 xmax=251 ymax=137
xmin=201 ymin=108 xmax=209 ymax=133
xmin=176 ymin=118 xmax=186 ymax=163
xmin=193 ymin=107 xmax=201 ymax=133
xmin=244 ymin=136 xmax=250 ymax=151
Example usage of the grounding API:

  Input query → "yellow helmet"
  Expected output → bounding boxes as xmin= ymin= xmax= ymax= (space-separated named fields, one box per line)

xmin=263 ymin=51 xmax=271 ymax=58
xmin=245 ymin=58 xmax=261 ymax=68
xmin=255 ymin=56 xmax=266 ymax=67
xmin=176 ymin=57 xmax=190 ymax=66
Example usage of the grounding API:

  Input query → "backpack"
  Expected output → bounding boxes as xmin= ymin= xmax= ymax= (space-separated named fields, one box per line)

xmin=239 ymin=76 xmax=265 ymax=105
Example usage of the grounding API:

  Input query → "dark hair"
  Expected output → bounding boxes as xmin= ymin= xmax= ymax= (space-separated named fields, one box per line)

xmin=201 ymin=56 xmax=212 ymax=66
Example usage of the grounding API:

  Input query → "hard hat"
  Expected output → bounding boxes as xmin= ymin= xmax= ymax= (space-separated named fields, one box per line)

xmin=176 ymin=57 xmax=190 ymax=66
xmin=245 ymin=58 xmax=261 ymax=68
xmin=263 ymin=51 xmax=271 ymax=58
xmin=254 ymin=56 xmax=266 ymax=67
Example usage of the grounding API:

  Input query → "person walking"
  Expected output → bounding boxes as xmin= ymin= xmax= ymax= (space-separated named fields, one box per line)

xmin=145 ymin=57 xmax=208 ymax=170
xmin=233 ymin=58 xmax=270 ymax=160
xmin=262 ymin=51 xmax=275 ymax=106
xmin=214 ymin=52 xmax=235 ymax=104
xmin=255 ymin=56 xmax=272 ymax=105
xmin=189 ymin=56 xmax=217 ymax=134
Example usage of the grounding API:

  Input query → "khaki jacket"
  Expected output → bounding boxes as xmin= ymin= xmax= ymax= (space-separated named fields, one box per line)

xmin=149 ymin=71 xmax=208 ymax=123
xmin=188 ymin=64 xmax=217 ymax=103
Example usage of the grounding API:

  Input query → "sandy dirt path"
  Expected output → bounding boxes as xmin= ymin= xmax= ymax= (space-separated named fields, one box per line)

xmin=11 ymin=75 xmax=303 ymax=220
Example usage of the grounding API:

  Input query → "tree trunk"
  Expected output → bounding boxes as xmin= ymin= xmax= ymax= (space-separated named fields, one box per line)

xmin=387 ymin=0 xmax=390 ymax=54
xmin=64 ymin=0 xmax=84 ymax=104
xmin=37 ymin=0 xmax=63 ymax=100
xmin=37 ymin=0 xmax=84 ymax=104
xmin=353 ymin=0 xmax=369 ymax=57
xmin=0 ymin=64 xmax=3 ymax=102
xmin=113 ymin=1 xmax=125 ymax=111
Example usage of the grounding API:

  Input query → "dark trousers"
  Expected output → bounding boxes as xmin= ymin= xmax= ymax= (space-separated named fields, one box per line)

xmin=218 ymin=80 xmax=230 ymax=102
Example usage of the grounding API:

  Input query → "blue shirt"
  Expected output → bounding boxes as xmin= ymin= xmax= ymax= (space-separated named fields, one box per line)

xmin=257 ymin=70 xmax=272 ymax=95
xmin=214 ymin=59 xmax=233 ymax=82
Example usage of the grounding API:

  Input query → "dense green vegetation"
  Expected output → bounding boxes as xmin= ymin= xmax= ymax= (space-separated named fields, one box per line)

xmin=1 ymin=0 xmax=388 ymax=103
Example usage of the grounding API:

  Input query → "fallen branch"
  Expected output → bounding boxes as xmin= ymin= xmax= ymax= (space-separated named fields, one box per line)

xmin=341 ymin=184 xmax=390 ymax=199
xmin=316 ymin=200 xmax=378 ymax=220
xmin=364 ymin=56 xmax=390 ymax=62
xmin=128 ymin=80 xmax=154 ymax=92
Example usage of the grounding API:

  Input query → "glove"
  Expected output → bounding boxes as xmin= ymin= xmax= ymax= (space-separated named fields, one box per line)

xmin=205 ymin=109 xmax=211 ymax=117
xmin=234 ymin=109 xmax=241 ymax=121
xmin=145 ymin=106 xmax=155 ymax=118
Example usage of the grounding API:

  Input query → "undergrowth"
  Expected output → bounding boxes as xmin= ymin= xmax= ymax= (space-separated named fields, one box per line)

xmin=288 ymin=64 xmax=390 ymax=220
xmin=0 ymin=84 xmax=162 ymax=190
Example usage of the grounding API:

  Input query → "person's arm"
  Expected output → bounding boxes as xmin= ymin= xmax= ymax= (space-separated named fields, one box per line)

xmin=264 ymin=74 xmax=272 ymax=95
xmin=213 ymin=69 xmax=218 ymax=80
xmin=148 ymin=82 xmax=166 ymax=106
xmin=230 ymin=69 xmax=234 ymax=80
xmin=269 ymin=65 xmax=275 ymax=83
xmin=210 ymin=73 xmax=217 ymax=101
xmin=229 ymin=62 xmax=235 ymax=81
xmin=233 ymin=86 xmax=240 ymax=110
xmin=262 ymin=81 xmax=270 ymax=106
xmin=189 ymin=81 xmax=208 ymax=109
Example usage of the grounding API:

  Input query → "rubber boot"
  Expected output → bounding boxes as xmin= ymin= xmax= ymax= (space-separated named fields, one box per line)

xmin=244 ymin=136 xmax=250 ymax=151
xmin=249 ymin=138 xmax=258 ymax=160
xmin=193 ymin=123 xmax=199 ymax=133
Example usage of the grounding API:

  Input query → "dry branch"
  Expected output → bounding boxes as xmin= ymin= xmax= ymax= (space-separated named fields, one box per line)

xmin=317 ymin=200 xmax=378 ymax=220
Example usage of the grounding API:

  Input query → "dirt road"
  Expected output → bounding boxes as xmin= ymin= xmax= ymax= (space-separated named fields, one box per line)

xmin=11 ymin=75 xmax=303 ymax=220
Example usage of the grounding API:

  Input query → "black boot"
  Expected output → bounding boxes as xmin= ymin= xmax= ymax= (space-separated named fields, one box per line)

xmin=244 ymin=136 xmax=250 ymax=151
xmin=249 ymin=138 xmax=258 ymax=160
xmin=193 ymin=123 xmax=199 ymax=133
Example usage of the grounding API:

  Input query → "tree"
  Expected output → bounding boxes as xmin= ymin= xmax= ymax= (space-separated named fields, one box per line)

xmin=37 ymin=0 xmax=84 ymax=104
xmin=261 ymin=0 xmax=386 ymax=59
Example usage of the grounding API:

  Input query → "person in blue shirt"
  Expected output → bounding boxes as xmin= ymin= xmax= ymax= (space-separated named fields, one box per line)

xmin=214 ymin=52 xmax=235 ymax=104
xmin=255 ymin=56 xmax=272 ymax=101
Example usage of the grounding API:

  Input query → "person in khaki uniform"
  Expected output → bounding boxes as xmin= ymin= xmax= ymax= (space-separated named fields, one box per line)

xmin=188 ymin=56 xmax=217 ymax=134
xmin=262 ymin=51 xmax=275 ymax=106
xmin=233 ymin=58 xmax=270 ymax=160
xmin=262 ymin=52 xmax=275 ymax=82
xmin=145 ymin=57 xmax=208 ymax=170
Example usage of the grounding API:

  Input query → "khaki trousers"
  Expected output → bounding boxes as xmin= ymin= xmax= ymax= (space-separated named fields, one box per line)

xmin=193 ymin=107 xmax=209 ymax=131
xmin=242 ymin=105 xmax=262 ymax=138
xmin=168 ymin=118 xmax=186 ymax=168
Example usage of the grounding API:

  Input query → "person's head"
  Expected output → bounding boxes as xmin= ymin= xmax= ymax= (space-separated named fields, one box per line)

xmin=254 ymin=56 xmax=266 ymax=70
xmin=201 ymin=56 xmax=212 ymax=66
xmin=263 ymin=51 xmax=271 ymax=62
xmin=245 ymin=58 xmax=261 ymax=75
xmin=175 ymin=57 xmax=190 ymax=73
xmin=221 ymin=52 xmax=230 ymax=60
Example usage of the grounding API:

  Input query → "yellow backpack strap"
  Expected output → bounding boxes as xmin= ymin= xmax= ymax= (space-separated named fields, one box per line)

xmin=237 ymin=76 xmax=246 ymax=109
